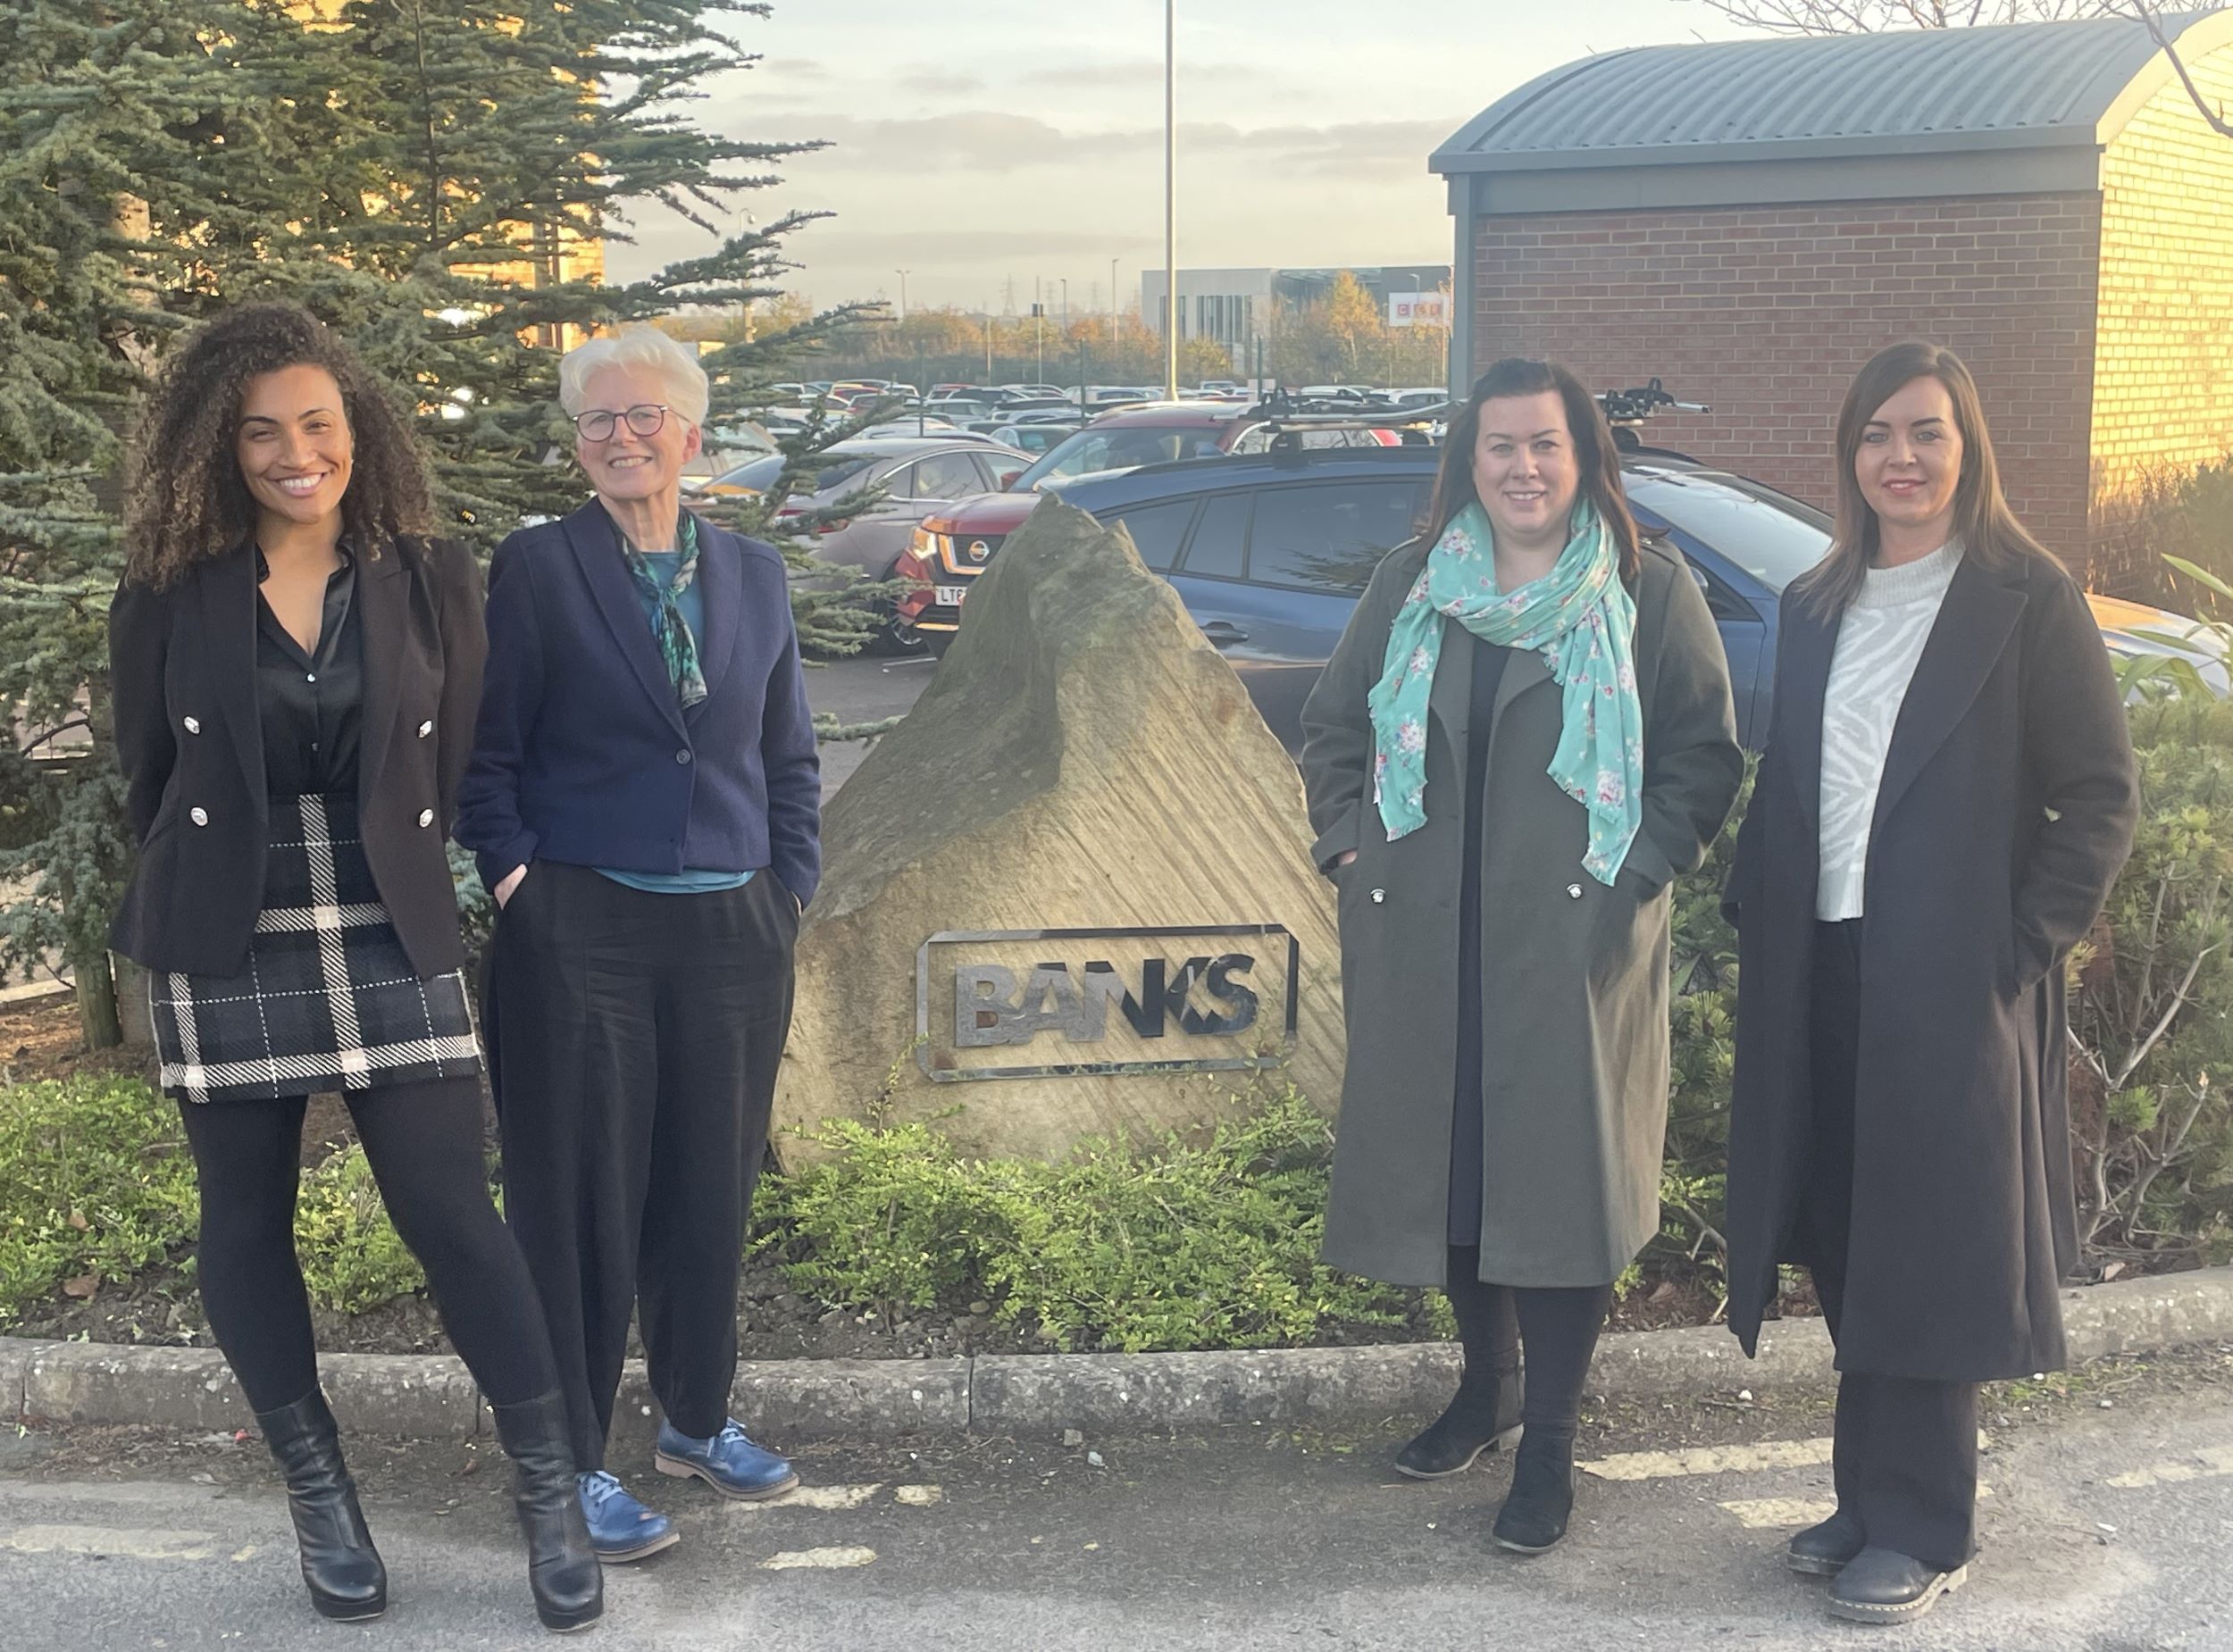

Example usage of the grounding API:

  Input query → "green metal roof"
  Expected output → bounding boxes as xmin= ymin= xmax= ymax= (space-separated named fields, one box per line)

xmin=1432 ymin=12 xmax=2233 ymax=176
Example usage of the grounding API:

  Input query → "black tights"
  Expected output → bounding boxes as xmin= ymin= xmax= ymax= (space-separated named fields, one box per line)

xmin=177 ymin=1077 xmax=557 ymax=1413
xmin=1447 ymin=1245 xmax=1613 ymax=1455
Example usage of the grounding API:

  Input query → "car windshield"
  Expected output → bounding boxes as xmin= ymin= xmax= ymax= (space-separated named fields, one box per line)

xmin=1625 ymin=470 xmax=1831 ymax=593
xmin=710 ymin=452 xmax=876 ymax=496
xmin=1013 ymin=425 xmax=1227 ymax=489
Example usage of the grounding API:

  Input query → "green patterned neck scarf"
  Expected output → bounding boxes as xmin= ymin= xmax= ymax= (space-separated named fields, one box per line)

xmin=1367 ymin=498 xmax=1643 ymax=885
xmin=619 ymin=510 xmax=707 ymax=711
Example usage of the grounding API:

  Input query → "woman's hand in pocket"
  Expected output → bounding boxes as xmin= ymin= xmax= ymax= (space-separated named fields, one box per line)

xmin=493 ymin=864 xmax=528 ymax=909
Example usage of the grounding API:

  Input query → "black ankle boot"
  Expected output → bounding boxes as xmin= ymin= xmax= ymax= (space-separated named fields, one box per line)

xmin=491 ymin=1391 xmax=605 ymax=1633
xmin=255 ymin=1389 xmax=387 ymax=1621
xmin=1396 ymin=1362 xmax=1524 ymax=1479
xmin=1492 ymin=1433 xmax=1576 ymax=1555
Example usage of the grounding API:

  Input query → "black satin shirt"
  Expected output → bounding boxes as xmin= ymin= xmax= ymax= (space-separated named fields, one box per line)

xmin=255 ymin=546 xmax=362 ymax=797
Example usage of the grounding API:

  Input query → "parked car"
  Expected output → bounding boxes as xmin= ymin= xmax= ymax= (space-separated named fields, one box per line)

xmin=891 ymin=402 xmax=1432 ymax=634
xmin=699 ymin=435 xmax=1027 ymax=652
xmin=989 ymin=423 xmax=1074 ymax=456
xmin=898 ymin=446 xmax=2227 ymax=747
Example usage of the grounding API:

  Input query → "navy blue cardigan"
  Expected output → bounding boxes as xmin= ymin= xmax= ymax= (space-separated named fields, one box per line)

xmin=456 ymin=502 xmax=821 ymax=903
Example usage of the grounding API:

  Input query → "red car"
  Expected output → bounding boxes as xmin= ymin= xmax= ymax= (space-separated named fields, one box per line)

xmin=894 ymin=401 xmax=1412 ymax=650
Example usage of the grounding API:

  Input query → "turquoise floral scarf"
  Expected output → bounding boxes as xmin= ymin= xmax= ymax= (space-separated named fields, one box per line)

xmin=1367 ymin=499 xmax=1643 ymax=885
xmin=619 ymin=510 xmax=708 ymax=711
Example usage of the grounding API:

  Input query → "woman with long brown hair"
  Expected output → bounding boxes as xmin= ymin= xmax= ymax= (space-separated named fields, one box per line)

xmin=1724 ymin=341 xmax=2137 ymax=1624
xmin=108 ymin=302 xmax=599 ymax=1632
xmin=1301 ymin=358 xmax=1742 ymax=1552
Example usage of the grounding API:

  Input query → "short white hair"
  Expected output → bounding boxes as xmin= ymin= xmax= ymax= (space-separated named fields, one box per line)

xmin=558 ymin=326 xmax=709 ymax=428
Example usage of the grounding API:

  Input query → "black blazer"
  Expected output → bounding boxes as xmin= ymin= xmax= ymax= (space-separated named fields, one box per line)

xmin=108 ymin=536 xmax=487 ymax=978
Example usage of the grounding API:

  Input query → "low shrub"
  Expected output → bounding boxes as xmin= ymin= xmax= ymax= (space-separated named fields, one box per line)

xmin=762 ymin=1087 xmax=1413 ymax=1353
xmin=294 ymin=1143 xmax=429 ymax=1314
xmin=0 ymin=1073 xmax=199 ymax=1327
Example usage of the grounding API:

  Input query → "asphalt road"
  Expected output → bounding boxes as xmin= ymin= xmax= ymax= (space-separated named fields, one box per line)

xmin=5 ymin=1353 xmax=2231 ymax=1651
xmin=804 ymin=651 xmax=936 ymax=799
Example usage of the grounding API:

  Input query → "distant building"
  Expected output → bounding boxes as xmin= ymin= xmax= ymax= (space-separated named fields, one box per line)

xmin=1431 ymin=13 xmax=2233 ymax=588
xmin=1141 ymin=265 xmax=1453 ymax=365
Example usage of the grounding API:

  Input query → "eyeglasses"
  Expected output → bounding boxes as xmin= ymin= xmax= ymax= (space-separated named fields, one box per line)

xmin=573 ymin=404 xmax=670 ymax=443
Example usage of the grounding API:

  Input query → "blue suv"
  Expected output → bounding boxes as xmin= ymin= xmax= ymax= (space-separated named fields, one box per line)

xmin=1049 ymin=446 xmax=1824 ymax=750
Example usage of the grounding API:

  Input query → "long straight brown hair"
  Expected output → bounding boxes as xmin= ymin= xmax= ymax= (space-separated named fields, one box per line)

xmin=1794 ymin=340 xmax=2049 ymax=616
xmin=1425 ymin=357 xmax=1641 ymax=582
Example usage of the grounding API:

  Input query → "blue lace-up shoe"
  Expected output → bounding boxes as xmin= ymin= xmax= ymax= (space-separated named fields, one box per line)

xmin=654 ymin=1417 xmax=799 ymax=1502
xmin=576 ymin=1470 xmax=679 ymax=1563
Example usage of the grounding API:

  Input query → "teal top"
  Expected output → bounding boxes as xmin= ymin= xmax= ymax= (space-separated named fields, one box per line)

xmin=595 ymin=547 xmax=757 ymax=897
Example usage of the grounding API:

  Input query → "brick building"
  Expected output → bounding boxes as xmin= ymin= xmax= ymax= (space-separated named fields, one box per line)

xmin=1430 ymin=13 xmax=2233 ymax=588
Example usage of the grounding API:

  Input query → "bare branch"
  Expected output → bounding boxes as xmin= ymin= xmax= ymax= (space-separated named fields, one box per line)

xmin=2122 ymin=2 xmax=2233 ymax=139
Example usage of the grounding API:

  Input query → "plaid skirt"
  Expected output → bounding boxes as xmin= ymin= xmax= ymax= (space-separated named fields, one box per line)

xmin=152 ymin=791 xmax=481 ymax=1105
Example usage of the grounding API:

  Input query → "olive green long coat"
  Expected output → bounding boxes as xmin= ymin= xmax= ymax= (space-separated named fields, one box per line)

xmin=1300 ymin=538 xmax=1743 ymax=1289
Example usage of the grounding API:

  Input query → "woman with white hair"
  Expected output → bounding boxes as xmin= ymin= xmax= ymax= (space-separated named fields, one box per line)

xmin=458 ymin=325 xmax=820 ymax=1560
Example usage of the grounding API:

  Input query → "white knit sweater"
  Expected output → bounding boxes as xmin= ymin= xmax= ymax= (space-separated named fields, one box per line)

xmin=1816 ymin=540 xmax=1964 ymax=921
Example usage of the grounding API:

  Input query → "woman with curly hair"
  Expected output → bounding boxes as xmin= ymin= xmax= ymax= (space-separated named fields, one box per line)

xmin=108 ymin=302 xmax=600 ymax=1634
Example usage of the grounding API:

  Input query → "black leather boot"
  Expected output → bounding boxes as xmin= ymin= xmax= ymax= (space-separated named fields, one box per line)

xmin=1395 ymin=1361 xmax=1524 ymax=1479
xmin=491 ymin=1392 xmax=605 ymax=1633
xmin=1787 ymin=1507 xmax=1867 ymax=1576
xmin=1827 ymin=1545 xmax=1970 ymax=1624
xmin=255 ymin=1389 xmax=387 ymax=1622
xmin=1491 ymin=1433 xmax=1577 ymax=1555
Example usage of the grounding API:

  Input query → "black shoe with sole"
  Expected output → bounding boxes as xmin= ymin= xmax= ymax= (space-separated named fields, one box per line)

xmin=1786 ymin=1508 xmax=1867 ymax=1577
xmin=491 ymin=1392 xmax=606 ymax=1633
xmin=255 ymin=1389 xmax=388 ymax=1623
xmin=1395 ymin=1365 xmax=1524 ymax=1480
xmin=1827 ymin=1544 xmax=1969 ymax=1624
xmin=1490 ymin=1437 xmax=1576 ymax=1555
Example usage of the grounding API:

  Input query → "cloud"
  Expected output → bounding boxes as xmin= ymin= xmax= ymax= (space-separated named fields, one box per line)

xmin=789 ymin=227 xmax=1166 ymax=268
xmin=1033 ymin=58 xmax=1263 ymax=86
xmin=898 ymin=68 xmax=985 ymax=95
xmin=758 ymin=112 xmax=1459 ymax=177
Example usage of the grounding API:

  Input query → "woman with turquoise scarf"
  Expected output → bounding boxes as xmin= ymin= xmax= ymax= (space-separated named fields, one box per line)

xmin=1300 ymin=359 xmax=1743 ymax=1553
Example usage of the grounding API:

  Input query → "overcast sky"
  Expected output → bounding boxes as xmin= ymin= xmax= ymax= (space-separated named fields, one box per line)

xmin=602 ymin=0 xmax=1755 ymax=314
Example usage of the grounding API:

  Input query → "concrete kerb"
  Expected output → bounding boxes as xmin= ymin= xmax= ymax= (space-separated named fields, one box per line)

xmin=8 ymin=1267 xmax=2231 ymax=1443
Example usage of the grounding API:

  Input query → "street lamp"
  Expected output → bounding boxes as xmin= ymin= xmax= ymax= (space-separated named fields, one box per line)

xmin=894 ymin=269 xmax=911 ymax=321
xmin=1110 ymin=257 xmax=1120 ymax=345
xmin=1162 ymin=0 xmax=1177 ymax=403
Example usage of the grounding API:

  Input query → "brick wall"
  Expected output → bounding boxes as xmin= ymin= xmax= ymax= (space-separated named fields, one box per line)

xmin=2091 ymin=41 xmax=2233 ymax=589
xmin=1470 ymin=196 xmax=2102 ymax=575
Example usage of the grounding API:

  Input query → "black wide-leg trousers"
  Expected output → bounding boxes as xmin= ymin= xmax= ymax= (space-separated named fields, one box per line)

xmin=487 ymin=862 xmax=798 ymax=1473
xmin=1804 ymin=919 xmax=1979 ymax=1573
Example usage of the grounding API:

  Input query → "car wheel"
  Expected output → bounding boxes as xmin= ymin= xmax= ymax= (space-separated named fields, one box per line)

xmin=869 ymin=559 xmax=930 ymax=656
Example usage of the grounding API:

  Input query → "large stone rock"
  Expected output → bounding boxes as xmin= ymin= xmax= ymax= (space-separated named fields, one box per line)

xmin=774 ymin=499 xmax=1344 ymax=1162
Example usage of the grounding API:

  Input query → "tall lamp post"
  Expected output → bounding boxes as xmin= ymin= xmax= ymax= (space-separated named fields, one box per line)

xmin=1110 ymin=257 xmax=1120 ymax=345
xmin=894 ymin=268 xmax=910 ymax=321
xmin=1162 ymin=0 xmax=1177 ymax=402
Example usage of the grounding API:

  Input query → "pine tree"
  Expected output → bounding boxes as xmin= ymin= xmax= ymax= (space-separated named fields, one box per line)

xmin=1 ymin=0 xmax=864 ymax=1045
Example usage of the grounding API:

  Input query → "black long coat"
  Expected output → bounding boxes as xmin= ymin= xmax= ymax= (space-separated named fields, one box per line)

xmin=1722 ymin=548 xmax=2137 ymax=1382
xmin=108 ymin=536 xmax=486 ymax=978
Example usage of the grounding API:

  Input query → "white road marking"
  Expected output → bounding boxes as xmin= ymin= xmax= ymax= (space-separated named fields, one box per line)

xmin=893 ymin=1485 xmax=943 ymax=1506
xmin=1 ymin=1525 xmax=219 ymax=1562
xmin=2105 ymin=1446 xmax=2233 ymax=1488
xmin=1718 ymin=1497 xmax=1836 ymax=1531
xmin=1719 ymin=1486 xmax=1993 ymax=1529
xmin=761 ymin=1546 xmax=877 ymax=1570
xmin=1583 ymin=1439 xmax=1834 ymax=1481
xmin=736 ymin=1484 xmax=882 ymax=1512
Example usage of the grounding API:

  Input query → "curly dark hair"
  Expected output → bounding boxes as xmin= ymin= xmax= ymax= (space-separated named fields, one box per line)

xmin=123 ymin=302 xmax=435 ymax=588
